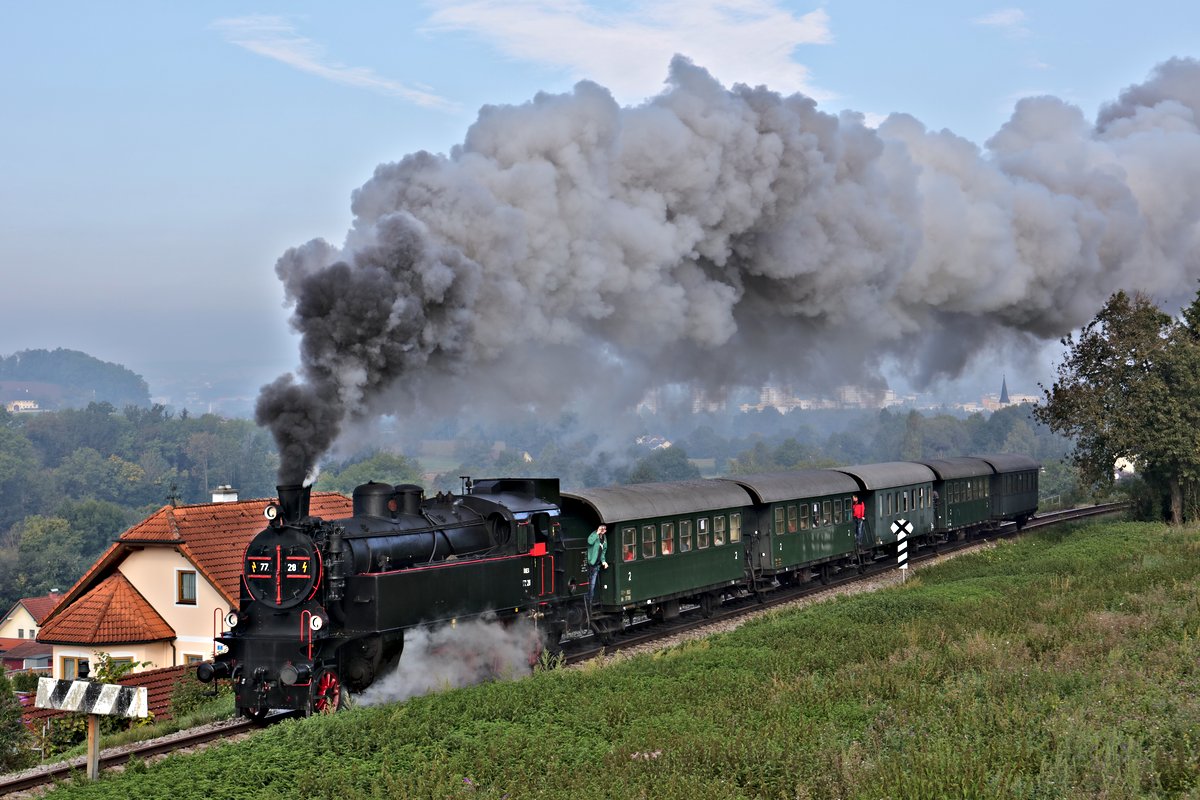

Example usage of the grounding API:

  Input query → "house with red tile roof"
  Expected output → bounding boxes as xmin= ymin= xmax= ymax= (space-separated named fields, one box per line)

xmin=1 ymin=638 xmax=52 ymax=672
xmin=36 ymin=491 xmax=352 ymax=679
xmin=0 ymin=591 xmax=63 ymax=642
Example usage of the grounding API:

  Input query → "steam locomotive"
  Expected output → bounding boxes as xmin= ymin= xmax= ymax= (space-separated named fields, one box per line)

xmin=197 ymin=455 xmax=1039 ymax=717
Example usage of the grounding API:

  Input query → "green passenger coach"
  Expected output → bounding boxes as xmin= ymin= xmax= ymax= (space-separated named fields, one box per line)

xmin=718 ymin=470 xmax=861 ymax=586
xmin=560 ymin=481 xmax=753 ymax=634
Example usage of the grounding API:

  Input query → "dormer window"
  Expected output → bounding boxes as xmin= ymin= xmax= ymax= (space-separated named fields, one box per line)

xmin=177 ymin=570 xmax=197 ymax=605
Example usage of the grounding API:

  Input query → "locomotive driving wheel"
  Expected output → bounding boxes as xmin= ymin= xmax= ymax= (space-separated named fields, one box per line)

xmin=312 ymin=668 xmax=342 ymax=714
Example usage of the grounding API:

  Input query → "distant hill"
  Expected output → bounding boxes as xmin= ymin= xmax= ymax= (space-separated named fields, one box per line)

xmin=0 ymin=348 xmax=150 ymax=410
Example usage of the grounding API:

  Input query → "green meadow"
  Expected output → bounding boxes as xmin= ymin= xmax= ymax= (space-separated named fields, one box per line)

xmin=45 ymin=521 xmax=1200 ymax=799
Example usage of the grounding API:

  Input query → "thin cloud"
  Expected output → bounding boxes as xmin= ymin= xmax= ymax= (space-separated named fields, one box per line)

xmin=973 ymin=8 xmax=1031 ymax=37
xmin=424 ymin=0 xmax=834 ymax=101
xmin=212 ymin=15 xmax=457 ymax=111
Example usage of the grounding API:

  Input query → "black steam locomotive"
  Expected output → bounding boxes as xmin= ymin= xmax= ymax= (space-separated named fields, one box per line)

xmin=198 ymin=455 xmax=1039 ymax=717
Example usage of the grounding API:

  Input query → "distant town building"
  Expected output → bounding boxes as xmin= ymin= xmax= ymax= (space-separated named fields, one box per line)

xmin=5 ymin=399 xmax=40 ymax=413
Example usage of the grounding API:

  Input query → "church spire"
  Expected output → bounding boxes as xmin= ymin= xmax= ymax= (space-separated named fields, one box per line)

xmin=999 ymin=375 xmax=1010 ymax=405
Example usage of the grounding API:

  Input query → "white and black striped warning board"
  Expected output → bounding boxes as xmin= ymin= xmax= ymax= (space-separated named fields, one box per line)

xmin=35 ymin=677 xmax=149 ymax=718
xmin=892 ymin=518 xmax=913 ymax=570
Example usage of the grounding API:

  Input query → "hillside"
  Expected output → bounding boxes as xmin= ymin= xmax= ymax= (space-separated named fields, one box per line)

xmin=0 ymin=349 xmax=149 ymax=410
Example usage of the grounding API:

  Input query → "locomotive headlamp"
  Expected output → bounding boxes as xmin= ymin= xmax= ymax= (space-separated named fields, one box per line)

xmin=264 ymin=504 xmax=279 ymax=521
xmin=225 ymin=611 xmax=240 ymax=628
xmin=309 ymin=614 xmax=325 ymax=631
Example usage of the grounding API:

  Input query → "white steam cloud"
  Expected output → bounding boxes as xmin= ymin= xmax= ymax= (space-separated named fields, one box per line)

xmin=257 ymin=55 xmax=1200 ymax=483
xmin=354 ymin=617 xmax=541 ymax=706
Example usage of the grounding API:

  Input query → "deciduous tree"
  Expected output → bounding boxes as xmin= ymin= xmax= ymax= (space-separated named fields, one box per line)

xmin=1035 ymin=290 xmax=1200 ymax=523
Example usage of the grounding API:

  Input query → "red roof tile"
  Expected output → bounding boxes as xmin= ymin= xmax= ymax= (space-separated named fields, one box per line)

xmin=2 ymin=639 xmax=52 ymax=659
xmin=21 ymin=592 xmax=65 ymax=624
xmin=0 ymin=637 xmax=23 ymax=653
xmin=37 ymin=573 xmax=175 ymax=645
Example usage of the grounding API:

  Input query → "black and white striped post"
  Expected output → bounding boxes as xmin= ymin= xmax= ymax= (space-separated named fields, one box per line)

xmin=892 ymin=518 xmax=913 ymax=581
xmin=36 ymin=674 xmax=149 ymax=780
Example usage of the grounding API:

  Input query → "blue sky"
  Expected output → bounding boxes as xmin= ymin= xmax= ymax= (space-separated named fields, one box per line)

xmin=2 ymin=1 xmax=1198 ymax=401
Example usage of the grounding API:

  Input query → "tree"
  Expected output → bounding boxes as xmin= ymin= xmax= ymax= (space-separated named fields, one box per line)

xmin=1035 ymin=290 xmax=1200 ymax=524
xmin=0 ymin=664 xmax=33 ymax=773
xmin=316 ymin=452 xmax=425 ymax=494
xmin=627 ymin=446 xmax=701 ymax=484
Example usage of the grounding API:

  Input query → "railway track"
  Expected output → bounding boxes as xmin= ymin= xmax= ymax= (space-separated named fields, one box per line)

xmin=0 ymin=502 xmax=1123 ymax=796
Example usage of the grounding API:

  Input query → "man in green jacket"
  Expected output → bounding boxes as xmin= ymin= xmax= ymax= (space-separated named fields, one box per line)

xmin=586 ymin=524 xmax=608 ymax=603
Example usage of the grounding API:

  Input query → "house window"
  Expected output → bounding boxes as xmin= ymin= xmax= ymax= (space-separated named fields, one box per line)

xmin=177 ymin=570 xmax=197 ymax=605
xmin=184 ymin=654 xmax=205 ymax=665
xmin=17 ymin=629 xmax=23 ymax=639
xmin=61 ymin=656 xmax=83 ymax=679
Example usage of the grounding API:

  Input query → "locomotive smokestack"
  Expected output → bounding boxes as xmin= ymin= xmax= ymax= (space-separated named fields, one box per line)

xmin=277 ymin=484 xmax=312 ymax=523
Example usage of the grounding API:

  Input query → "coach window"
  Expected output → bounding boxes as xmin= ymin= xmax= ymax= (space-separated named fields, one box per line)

xmin=177 ymin=570 xmax=197 ymax=606
xmin=729 ymin=512 xmax=742 ymax=543
xmin=822 ymin=500 xmax=832 ymax=526
xmin=788 ymin=504 xmax=799 ymax=533
xmin=812 ymin=503 xmax=821 ymax=527
xmin=833 ymin=499 xmax=843 ymax=524
xmin=903 ymin=491 xmax=910 ymax=512
xmin=799 ymin=503 xmax=809 ymax=530
xmin=679 ymin=520 xmax=693 ymax=552
xmin=714 ymin=515 xmax=726 ymax=546
xmin=774 ymin=507 xmax=785 ymax=535
xmin=622 ymin=527 xmax=637 ymax=562
xmin=642 ymin=525 xmax=657 ymax=559
xmin=698 ymin=518 xmax=710 ymax=549
xmin=661 ymin=522 xmax=675 ymax=555
xmin=886 ymin=493 xmax=893 ymax=515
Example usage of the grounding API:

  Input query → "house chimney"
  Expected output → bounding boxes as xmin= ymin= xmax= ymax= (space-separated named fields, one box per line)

xmin=211 ymin=484 xmax=239 ymax=503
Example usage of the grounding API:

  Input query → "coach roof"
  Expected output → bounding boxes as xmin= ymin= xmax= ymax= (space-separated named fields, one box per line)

xmin=562 ymin=480 xmax=751 ymax=522
xmin=973 ymin=453 xmax=1041 ymax=473
xmin=918 ymin=457 xmax=994 ymax=480
xmin=835 ymin=461 xmax=937 ymax=489
xmin=717 ymin=470 xmax=860 ymax=504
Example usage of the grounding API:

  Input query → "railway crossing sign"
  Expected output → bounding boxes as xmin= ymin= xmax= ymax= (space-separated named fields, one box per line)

xmin=891 ymin=519 xmax=913 ymax=580
xmin=36 ymin=675 xmax=148 ymax=780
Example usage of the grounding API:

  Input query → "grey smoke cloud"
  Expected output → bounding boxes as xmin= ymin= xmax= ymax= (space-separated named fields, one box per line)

xmin=257 ymin=55 xmax=1200 ymax=483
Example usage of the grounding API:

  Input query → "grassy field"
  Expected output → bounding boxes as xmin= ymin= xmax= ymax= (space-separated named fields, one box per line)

xmin=43 ymin=521 xmax=1200 ymax=799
